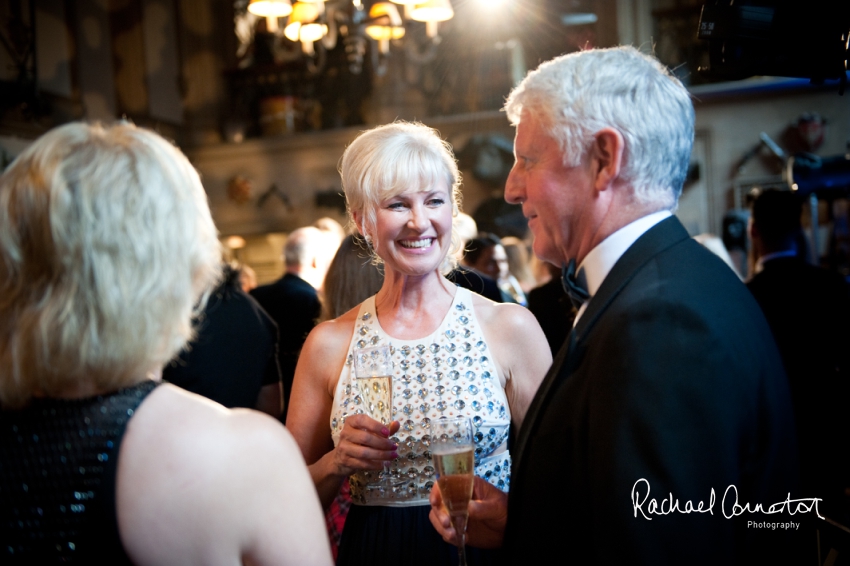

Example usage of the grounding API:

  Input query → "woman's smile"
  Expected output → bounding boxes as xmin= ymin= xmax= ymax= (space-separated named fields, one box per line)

xmin=398 ymin=237 xmax=434 ymax=250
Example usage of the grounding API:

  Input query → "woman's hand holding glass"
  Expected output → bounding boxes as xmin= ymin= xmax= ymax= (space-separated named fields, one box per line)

xmin=353 ymin=345 xmax=397 ymax=488
xmin=331 ymin=414 xmax=399 ymax=477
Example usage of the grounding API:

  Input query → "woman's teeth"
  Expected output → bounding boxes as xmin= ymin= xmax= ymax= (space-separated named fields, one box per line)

xmin=400 ymin=238 xmax=433 ymax=249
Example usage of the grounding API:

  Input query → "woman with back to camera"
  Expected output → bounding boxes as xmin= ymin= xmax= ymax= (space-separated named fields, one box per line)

xmin=286 ymin=121 xmax=551 ymax=565
xmin=0 ymin=122 xmax=332 ymax=566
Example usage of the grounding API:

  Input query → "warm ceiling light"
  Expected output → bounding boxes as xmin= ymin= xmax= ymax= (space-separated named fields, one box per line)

xmin=225 ymin=235 xmax=247 ymax=249
xmin=284 ymin=2 xmax=327 ymax=52
xmin=409 ymin=0 xmax=454 ymax=23
xmin=410 ymin=0 xmax=453 ymax=37
xmin=366 ymin=2 xmax=405 ymax=44
xmin=370 ymin=2 xmax=403 ymax=26
xmin=289 ymin=1 xmax=321 ymax=22
xmin=247 ymin=0 xmax=293 ymax=18
xmin=284 ymin=20 xmax=328 ymax=43
xmin=365 ymin=25 xmax=406 ymax=41
xmin=248 ymin=0 xmax=292 ymax=32
xmin=298 ymin=22 xmax=328 ymax=42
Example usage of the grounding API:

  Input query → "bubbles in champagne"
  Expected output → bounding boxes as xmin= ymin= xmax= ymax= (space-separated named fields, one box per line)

xmin=358 ymin=375 xmax=392 ymax=424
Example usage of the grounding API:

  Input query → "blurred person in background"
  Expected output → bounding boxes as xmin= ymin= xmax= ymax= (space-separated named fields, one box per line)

xmin=484 ymin=235 xmax=532 ymax=306
xmin=446 ymin=214 xmax=506 ymax=302
xmin=526 ymin=261 xmax=576 ymax=355
xmin=462 ymin=233 xmax=508 ymax=283
xmin=462 ymin=233 xmax=517 ymax=303
xmin=0 ymin=122 xmax=331 ymax=565
xmin=500 ymin=236 xmax=537 ymax=295
xmin=238 ymin=263 xmax=259 ymax=292
xmin=251 ymin=226 xmax=339 ymax=422
xmin=748 ymin=188 xmax=850 ymax=521
xmin=314 ymin=216 xmax=347 ymax=248
xmin=163 ymin=262 xmax=283 ymax=418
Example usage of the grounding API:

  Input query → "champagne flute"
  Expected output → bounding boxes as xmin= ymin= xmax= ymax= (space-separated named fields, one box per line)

xmin=353 ymin=345 xmax=394 ymax=488
xmin=432 ymin=416 xmax=475 ymax=566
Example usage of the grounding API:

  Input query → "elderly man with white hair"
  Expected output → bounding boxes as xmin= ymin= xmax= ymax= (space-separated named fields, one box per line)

xmin=251 ymin=226 xmax=340 ymax=422
xmin=431 ymin=46 xmax=800 ymax=564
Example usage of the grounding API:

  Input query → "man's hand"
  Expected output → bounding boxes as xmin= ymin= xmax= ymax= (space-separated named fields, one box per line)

xmin=429 ymin=476 xmax=508 ymax=549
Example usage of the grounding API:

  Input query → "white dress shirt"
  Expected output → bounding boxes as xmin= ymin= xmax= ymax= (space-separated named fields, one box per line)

xmin=573 ymin=210 xmax=672 ymax=325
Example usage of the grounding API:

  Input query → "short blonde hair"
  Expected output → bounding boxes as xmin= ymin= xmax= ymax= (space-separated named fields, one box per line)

xmin=0 ymin=122 xmax=222 ymax=408
xmin=339 ymin=121 xmax=463 ymax=270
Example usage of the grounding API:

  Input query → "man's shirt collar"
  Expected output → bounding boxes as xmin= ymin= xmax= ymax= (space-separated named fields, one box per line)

xmin=572 ymin=210 xmax=671 ymax=324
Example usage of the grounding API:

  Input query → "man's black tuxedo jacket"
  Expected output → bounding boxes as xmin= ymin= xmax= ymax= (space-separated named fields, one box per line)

xmin=250 ymin=273 xmax=320 ymax=422
xmin=504 ymin=217 xmax=798 ymax=564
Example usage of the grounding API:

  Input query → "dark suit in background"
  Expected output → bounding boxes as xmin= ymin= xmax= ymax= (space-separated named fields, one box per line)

xmin=164 ymin=270 xmax=282 ymax=411
xmin=526 ymin=275 xmax=576 ymax=356
xmin=251 ymin=273 xmax=321 ymax=422
xmin=447 ymin=267 xmax=510 ymax=303
xmin=505 ymin=217 xmax=798 ymax=564
xmin=748 ymin=256 xmax=850 ymax=519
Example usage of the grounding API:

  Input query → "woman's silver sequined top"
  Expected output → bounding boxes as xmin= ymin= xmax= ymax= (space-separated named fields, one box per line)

xmin=330 ymin=287 xmax=512 ymax=507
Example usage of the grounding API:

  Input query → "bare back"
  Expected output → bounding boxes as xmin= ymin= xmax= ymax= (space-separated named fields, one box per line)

xmin=116 ymin=383 xmax=332 ymax=566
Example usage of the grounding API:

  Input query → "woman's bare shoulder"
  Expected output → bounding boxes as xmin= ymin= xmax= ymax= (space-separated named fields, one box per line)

xmin=304 ymin=308 xmax=359 ymax=357
xmin=122 ymin=384 xmax=290 ymax=461
xmin=471 ymin=292 xmax=540 ymax=332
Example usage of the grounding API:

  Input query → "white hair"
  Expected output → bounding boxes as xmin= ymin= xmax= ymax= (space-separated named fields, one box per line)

xmin=285 ymin=226 xmax=329 ymax=267
xmin=0 ymin=122 xmax=222 ymax=408
xmin=504 ymin=46 xmax=694 ymax=209
xmin=339 ymin=121 xmax=463 ymax=271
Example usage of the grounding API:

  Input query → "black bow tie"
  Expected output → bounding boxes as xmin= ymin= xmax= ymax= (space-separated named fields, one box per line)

xmin=561 ymin=259 xmax=590 ymax=310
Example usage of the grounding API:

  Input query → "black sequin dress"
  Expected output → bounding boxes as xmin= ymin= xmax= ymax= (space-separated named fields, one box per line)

xmin=0 ymin=380 xmax=159 ymax=564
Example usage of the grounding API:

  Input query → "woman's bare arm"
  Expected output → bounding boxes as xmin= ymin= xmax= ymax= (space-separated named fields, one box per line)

xmin=286 ymin=315 xmax=399 ymax=508
xmin=474 ymin=298 xmax=552 ymax=431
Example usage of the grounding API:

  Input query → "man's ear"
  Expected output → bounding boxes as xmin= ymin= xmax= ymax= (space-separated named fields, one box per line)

xmin=590 ymin=128 xmax=624 ymax=191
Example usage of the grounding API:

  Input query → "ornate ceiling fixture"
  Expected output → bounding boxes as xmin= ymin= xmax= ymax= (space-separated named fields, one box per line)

xmin=241 ymin=0 xmax=454 ymax=76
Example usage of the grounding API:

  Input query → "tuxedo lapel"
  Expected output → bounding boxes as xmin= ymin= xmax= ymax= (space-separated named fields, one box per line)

xmin=575 ymin=216 xmax=690 ymax=338
xmin=513 ymin=216 xmax=690 ymax=474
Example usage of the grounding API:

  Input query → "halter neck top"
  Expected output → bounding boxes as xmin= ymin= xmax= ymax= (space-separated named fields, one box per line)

xmin=330 ymin=287 xmax=512 ymax=506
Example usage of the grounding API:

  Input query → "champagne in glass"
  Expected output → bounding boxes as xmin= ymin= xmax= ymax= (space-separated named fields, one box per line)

xmin=358 ymin=374 xmax=392 ymax=424
xmin=432 ymin=417 xmax=475 ymax=566
xmin=353 ymin=345 xmax=394 ymax=488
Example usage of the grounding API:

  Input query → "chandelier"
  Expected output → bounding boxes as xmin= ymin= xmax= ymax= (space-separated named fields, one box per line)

xmin=242 ymin=0 xmax=454 ymax=75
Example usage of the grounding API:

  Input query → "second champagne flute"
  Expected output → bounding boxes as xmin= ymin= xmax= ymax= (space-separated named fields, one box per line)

xmin=432 ymin=416 xmax=475 ymax=566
